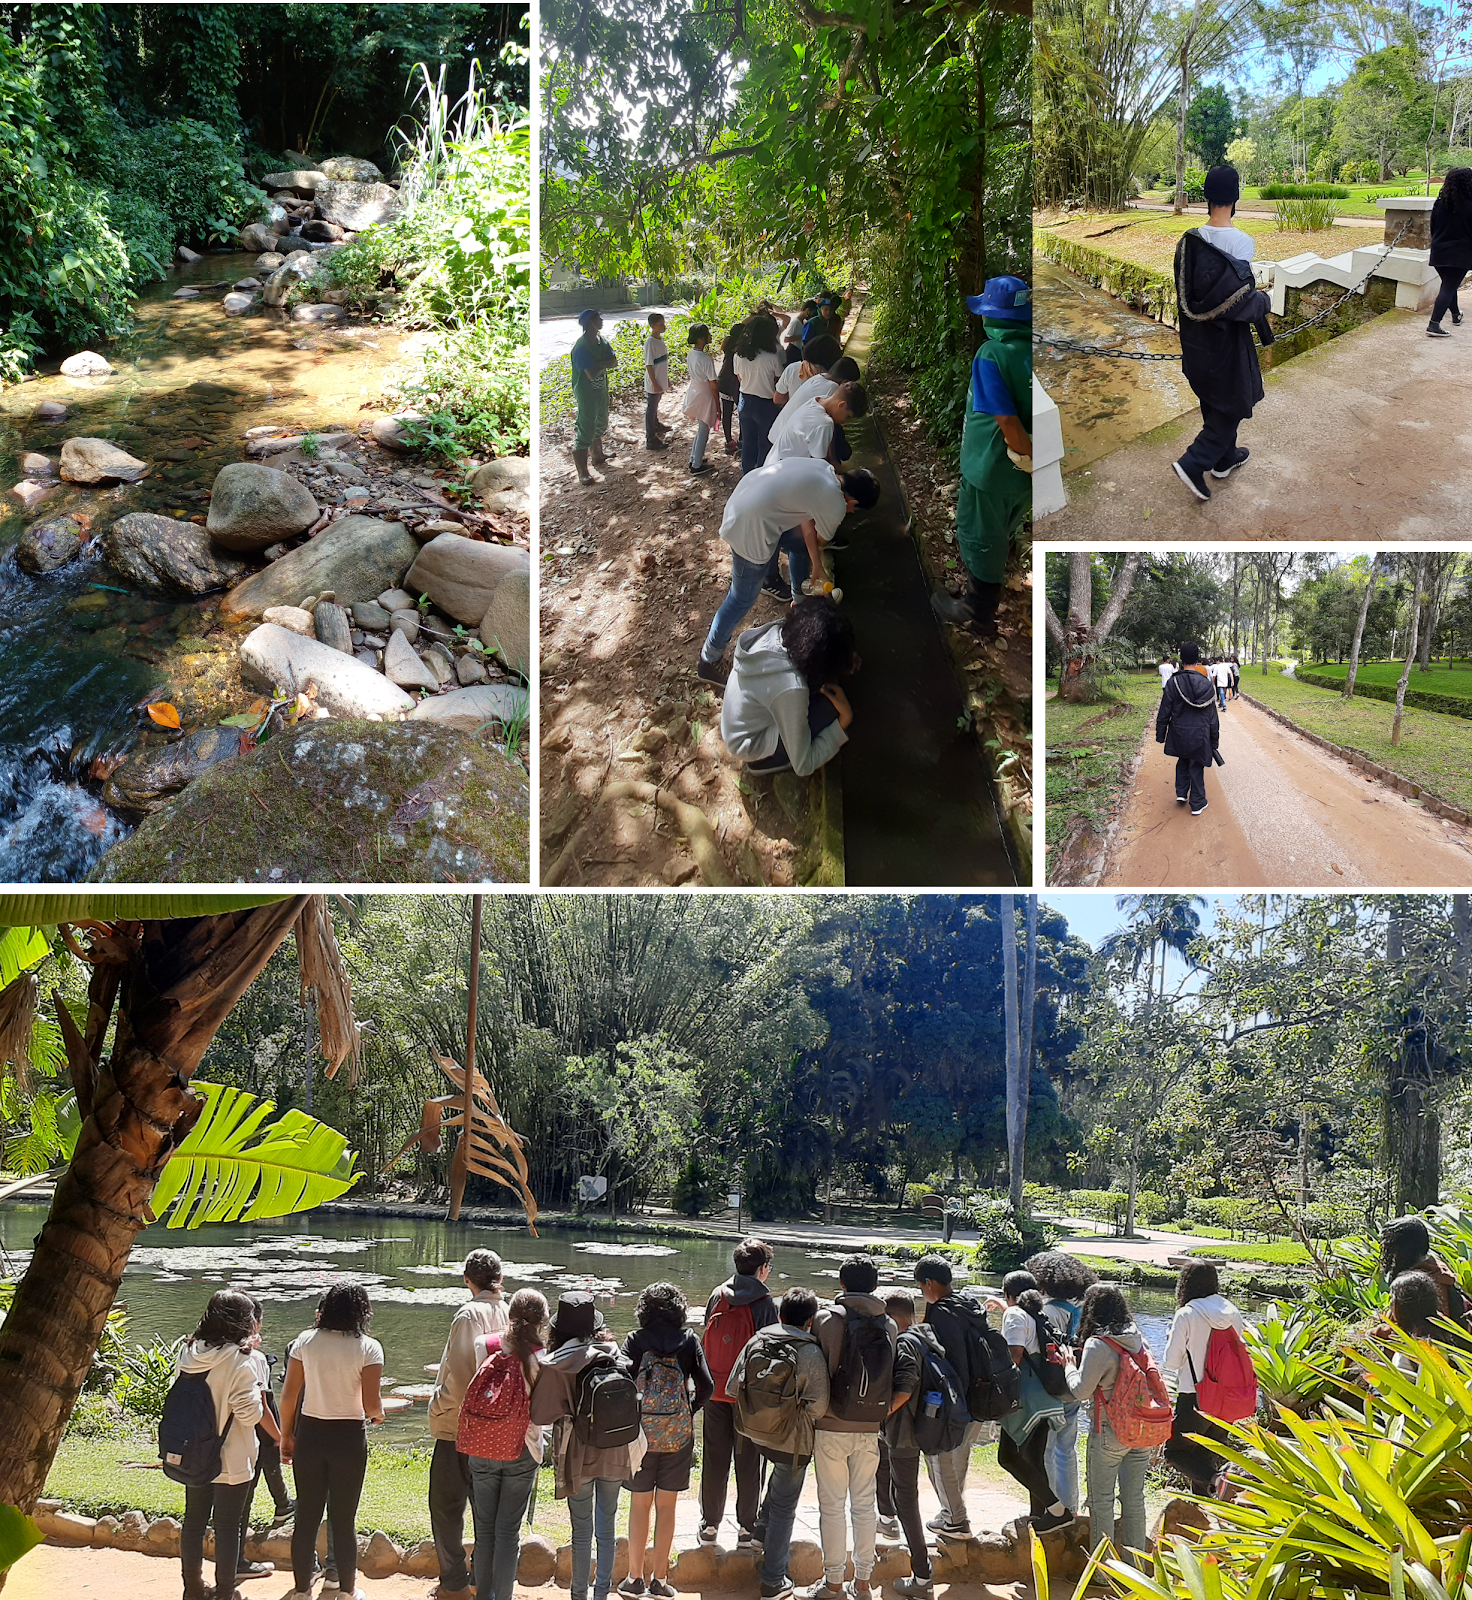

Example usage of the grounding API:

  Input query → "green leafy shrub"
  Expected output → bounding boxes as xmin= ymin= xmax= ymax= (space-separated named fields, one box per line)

xmin=968 ymin=1197 xmax=1024 ymax=1270
xmin=391 ymin=316 xmax=531 ymax=459
xmin=113 ymin=1336 xmax=185 ymax=1420
xmin=1183 ymin=166 xmax=1207 ymax=202
xmin=1273 ymin=195 xmax=1339 ymax=230
xmin=100 ymin=116 xmax=263 ymax=247
xmin=1296 ymin=667 xmax=1472 ymax=722
xmin=1260 ymin=183 xmax=1350 ymax=199
xmin=671 ymin=1152 xmax=722 ymax=1217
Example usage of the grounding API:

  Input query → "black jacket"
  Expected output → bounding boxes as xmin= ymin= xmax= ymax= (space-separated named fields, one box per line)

xmin=1174 ymin=230 xmax=1273 ymax=420
xmin=919 ymin=1290 xmax=992 ymax=1397
xmin=1430 ymin=191 xmax=1472 ymax=274
xmin=622 ymin=1323 xmax=716 ymax=1413
xmin=1156 ymin=667 xmax=1220 ymax=767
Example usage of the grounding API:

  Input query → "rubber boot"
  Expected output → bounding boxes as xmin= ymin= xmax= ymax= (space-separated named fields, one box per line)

xmin=932 ymin=574 xmax=1001 ymax=640
xmin=591 ymin=436 xmax=614 ymax=465
xmin=573 ymin=448 xmax=595 ymax=486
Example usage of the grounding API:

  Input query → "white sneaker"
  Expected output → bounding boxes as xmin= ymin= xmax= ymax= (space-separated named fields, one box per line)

xmin=1191 ymin=801 xmax=1209 ymax=816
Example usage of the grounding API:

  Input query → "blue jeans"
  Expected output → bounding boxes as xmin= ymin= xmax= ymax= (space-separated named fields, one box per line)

xmin=567 ymin=1477 xmax=621 ymax=1600
xmin=1216 ymin=685 xmax=1226 ymax=708
xmin=1046 ymin=1405 xmax=1081 ymax=1513
xmin=701 ymin=532 xmax=809 ymax=663
xmin=468 ymin=1449 xmax=538 ymax=1600
xmin=760 ymin=1459 xmax=809 ymax=1589
xmin=1086 ymin=1422 xmax=1149 ymax=1555
xmin=689 ymin=422 xmax=710 ymax=470
xmin=739 ymin=394 xmax=779 ymax=473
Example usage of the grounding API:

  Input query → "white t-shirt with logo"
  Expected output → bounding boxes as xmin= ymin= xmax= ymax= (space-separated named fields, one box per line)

xmin=291 ymin=1327 xmax=385 ymax=1420
xmin=719 ymin=456 xmax=847 ymax=564
xmin=643 ymin=333 xmax=670 ymax=395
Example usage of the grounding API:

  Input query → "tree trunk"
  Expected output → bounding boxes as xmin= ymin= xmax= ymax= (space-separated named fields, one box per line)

xmin=1045 ymin=551 xmax=1145 ymax=702
xmin=1230 ymin=554 xmax=1240 ymax=654
xmin=1344 ymin=553 xmax=1380 ymax=698
xmin=1385 ymin=907 xmax=1441 ymax=1211
xmin=0 ymin=902 xmax=307 ymax=1515
xmin=1392 ymin=556 xmax=1426 ymax=745
xmin=1001 ymin=895 xmax=1025 ymax=1214
xmin=1125 ymin=1131 xmax=1141 ymax=1237
xmin=448 ymin=894 xmax=484 ymax=1222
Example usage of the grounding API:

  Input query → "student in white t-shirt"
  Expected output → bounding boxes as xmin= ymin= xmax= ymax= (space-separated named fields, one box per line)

xmin=769 ymin=383 xmax=868 ymax=466
xmin=987 ymin=1272 xmax=1074 ymax=1535
xmin=774 ymin=335 xmax=843 ymax=408
xmin=643 ymin=312 xmax=671 ymax=450
xmin=1158 ymin=658 xmax=1175 ymax=688
xmin=280 ymin=1285 xmax=386 ymax=1600
xmin=682 ymin=323 xmax=722 ymax=475
xmin=1210 ymin=658 xmax=1233 ymax=709
xmin=733 ymin=317 xmax=787 ymax=473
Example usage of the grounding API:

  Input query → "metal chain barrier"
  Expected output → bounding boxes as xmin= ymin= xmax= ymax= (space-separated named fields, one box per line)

xmin=1033 ymin=218 xmax=1416 ymax=362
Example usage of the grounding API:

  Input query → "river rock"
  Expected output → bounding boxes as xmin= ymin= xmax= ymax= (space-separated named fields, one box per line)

xmin=384 ymin=629 xmax=439 ymax=691
xmin=263 ymin=256 xmax=320 ymax=307
xmin=239 ymin=624 xmax=414 ymax=717
xmin=390 ymin=609 xmax=420 ymax=644
xmin=177 ymin=245 xmax=201 ymax=262
xmin=359 ymin=1532 xmax=402 ymax=1580
xmin=104 ymin=513 xmax=249 ymax=595
xmin=59 ymin=351 xmax=113 ymax=376
xmin=351 ymin=601 xmax=392 ymax=630
xmin=16 ymin=512 xmax=83 ymax=574
xmin=378 ymin=586 xmax=414 ymax=612
xmin=235 ymin=277 xmax=262 ymax=291
xmin=293 ymin=303 xmax=344 ymax=323
xmin=238 ymin=222 xmax=277 ymax=253
xmin=409 ymin=684 xmax=529 ymax=734
xmin=315 ymin=601 xmax=354 ymax=655
xmin=91 ymin=718 xmax=530 ymax=884
xmin=471 ymin=457 xmax=531 ymax=516
xmin=10 ymin=479 xmax=55 ymax=512
xmin=263 ymin=605 xmax=315 ymax=637
xmin=207 ymin=462 xmax=319 ymax=551
xmin=401 ymin=1541 xmax=439 ymax=1579
xmin=22 ymin=451 xmax=56 ymax=477
xmin=320 ymin=155 xmax=383 ymax=182
xmin=36 ymin=399 xmax=67 ymax=419
xmin=302 ymin=218 xmax=345 ymax=242
xmin=222 ymin=292 xmax=255 ymax=316
xmin=479 ymin=567 xmax=530 ymax=675
xmin=256 ymin=252 xmax=285 ymax=274
xmin=173 ymin=286 xmax=199 ymax=299
xmin=456 ymin=653 xmax=488 ymax=686
xmin=60 ymin=437 xmax=147 ymax=483
xmin=261 ymin=169 xmax=327 ymax=194
xmin=102 ymin=727 xmax=246 ymax=817
xmin=407 ymin=533 xmax=530 ymax=626
xmin=315 ymin=178 xmax=401 ymax=231
xmin=370 ymin=412 xmax=424 ymax=453
xmin=220 ymin=516 xmax=419 ymax=620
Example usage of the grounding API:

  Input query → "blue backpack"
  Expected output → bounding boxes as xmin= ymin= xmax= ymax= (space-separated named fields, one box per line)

xmin=159 ymin=1371 xmax=233 ymax=1486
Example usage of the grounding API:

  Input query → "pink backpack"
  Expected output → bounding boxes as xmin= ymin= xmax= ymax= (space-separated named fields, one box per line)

xmin=1189 ymin=1325 xmax=1259 ymax=1423
xmin=1097 ymin=1338 xmax=1174 ymax=1449
xmin=457 ymin=1337 xmax=531 ymax=1460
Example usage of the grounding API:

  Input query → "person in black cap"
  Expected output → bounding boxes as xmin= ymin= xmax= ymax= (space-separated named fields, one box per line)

xmin=1171 ymin=165 xmax=1275 ymax=503
xmin=1155 ymin=642 xmax=1220 ymax=816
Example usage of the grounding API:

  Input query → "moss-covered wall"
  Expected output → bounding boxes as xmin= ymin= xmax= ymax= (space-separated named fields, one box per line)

xmin=1263 ymin=277 xmax=1398 ymax=367
xmin=1034 ymin=234 xmax=1178 ymax=324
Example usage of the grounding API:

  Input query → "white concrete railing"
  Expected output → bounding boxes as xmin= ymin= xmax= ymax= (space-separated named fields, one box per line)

xmin=1032 ymin=375 xmax=1066 ymax=518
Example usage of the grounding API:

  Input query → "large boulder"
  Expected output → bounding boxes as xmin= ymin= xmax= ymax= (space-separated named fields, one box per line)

xmin=90 ymin=720 xmax=531 ymax=885
xmin=471 ymin=457 xmax=531 ymax=517
xmin=479 ymin=567 xmax=530 ymax=675
xmin=207 ymin=462 xmax=319 ymax=551
xmin=104 ymin=513 xmax=249 ymax=595
xmin=59 ymin=351 xmax=113 ymax=376
xmin=223 ymin=292 xmax=256 ymax=316
xmin=15 ymin=513 xmax=84 ymax=574
xmin=301 ymin=218 xmax=345 ymax=243
xmin=237 ymin=222 xmax=277 ymax=253
xmin=261 ymin=169 xmax=327 ymax=194
xmin=407 ymin=533 xmax=530 ymax=626
xmin=315 ymin=178 xmax=401 ymax=231
xmin=320 ymin=156 xmax=383 ymax=182
xmin=409 ymin=685 xmax=529 ymax=734
xmin=220 ymin=515 xmax=420 ymax=620
xmin=239 ymin=624 xmax=415 ymax=718
xmin=101 ymin=726 xmax=244 ymax=815
xmin=262 ymin=256 xmax=320 ymax=307
xmin=60 ymin=436 xmax=147 ymax=484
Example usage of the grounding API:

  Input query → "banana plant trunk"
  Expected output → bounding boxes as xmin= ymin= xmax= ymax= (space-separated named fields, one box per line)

xmin=0 ymin=901 xmax=307 ymax=1519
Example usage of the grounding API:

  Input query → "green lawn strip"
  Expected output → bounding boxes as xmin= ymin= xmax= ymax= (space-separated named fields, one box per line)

xmin=1187 ymin=1241 xmax=1312 ymax=1266
xmin=1045 ymin=673 xmax=1160 ymax=858
xmin=1039 ymin=212 xmax=1382 ymax=276
xmin=1297 ymin=659 xmax=1472 ymax=698
xmin=1137 ymin=184 xmax=1426 ymax=220
xmin=1242 ymin=670 xmax=1472 ymax=814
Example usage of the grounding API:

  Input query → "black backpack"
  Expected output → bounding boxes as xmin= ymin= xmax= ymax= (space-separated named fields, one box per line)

xmin=158 ymin=1370 xmax=233 ymax=1486
xmin=827 ymin=1307 xmax=894 ymax=1427
xmin=1026 ymin=1309 xmax=1073 ymax=1398
xmin=573 ymin=1352 xmax=641 ymax=1450
xmin=956 ymin=1300 xmax=1021 ymax=1422
xmin=734 ymin=1329 xmax=805 ymax=1440
xmin=909 ymin=1333 xmax=972 ymax=1455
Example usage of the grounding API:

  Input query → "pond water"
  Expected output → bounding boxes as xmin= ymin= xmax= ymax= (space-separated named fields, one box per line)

xmin=1033 ymin=256 xmax=1197 ymax=473
xmin=0 ymin=250 xmax=416 ymax=881
xmin=0 ymin=1205 xmax=1185 ymax=1442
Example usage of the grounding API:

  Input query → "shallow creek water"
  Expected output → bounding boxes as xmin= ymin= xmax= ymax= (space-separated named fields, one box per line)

xmin=0 ymin=1206 xmax=1183 ymax=1442
xmin=0 ymin=251 xmax=416 ymax=880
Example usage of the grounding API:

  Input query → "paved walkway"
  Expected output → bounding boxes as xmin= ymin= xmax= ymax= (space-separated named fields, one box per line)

xmin=1036 ymin=308 xmax=1472 ymax=538
xmin=1050 ymin=1217 xmax=1227 ymax=1267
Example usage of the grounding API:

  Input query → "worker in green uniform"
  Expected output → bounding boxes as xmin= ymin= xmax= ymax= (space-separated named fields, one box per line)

xmin=569 ymin=307 xmax=619 ymax=485
xmin=932 ymin=276 xmax=1032 ymax=639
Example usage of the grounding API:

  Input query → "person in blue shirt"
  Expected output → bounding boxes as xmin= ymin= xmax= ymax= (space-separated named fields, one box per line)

xmin=570 ymin=308 xmax=620 ymax=485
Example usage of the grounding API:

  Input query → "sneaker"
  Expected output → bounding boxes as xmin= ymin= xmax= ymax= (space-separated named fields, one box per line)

xmin=1172 ymin=459 xmax=1211 ymax=500
xmin=696 ymin=655 xmax=728 ymax=688
xmin=1428 ymin=323 xmax=1453 ymax=337
xmin=698 ymin=1524 xmax=719 ymax=1545
xmin=618 ymin=1580 xmax=646 ymax=1597
xmin=877 ymin=1518 xmax=901 ymax=1541
xmin=235 ymin=1564 xmax=274 ymax=1581
xmin=800 ymin=1586 xmax=847 ymax=1600
xmin=761 ymin=1583 xmax=795 ymax=1600
xmin=724 ymin=441 xmax=739 ymax=455
xmin=689 ymin=461 xmax=713 ymax=474
xmin=1210 ymin=447 xmax=1250 ymax=479
xmin=935 ymin=1523 xmax=973 ymax=1542
xmin=1455 ymin=309 xmax=1465 ymax=325
xmin=1191 ymin=801 xmax=1209 ymax=816
xmin=645 ymin=438 xmax=668 ymax=451
xmin=648 ymin=1582 xmax=676 ymax=1599
xmin=761 ymin=577 xmax=791 ymax=600
xmin=321 ymin=1585 xmax=341 ymax=1597
xmin=1176 ymin=795 xmax=1188 ymax=804
xmin=891 ymin=1582 xmax=933 ymax=1599
xmin=924 ymin=1514 xmax=957 ymax=1534
xmin=269 ymin=1503 xmax=295 ymax=1527
xmin=746 ymin=751 xmax=792 ymax=775
xmin=1030 ymin=1508 xmax=1075 ymax=1535
xmin=737 ymin=1529 xmax=762 ymax=1549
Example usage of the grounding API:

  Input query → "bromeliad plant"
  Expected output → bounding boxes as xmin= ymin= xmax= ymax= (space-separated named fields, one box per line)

xmin=1245 ymin=1303 xmax=1351 ymax=1414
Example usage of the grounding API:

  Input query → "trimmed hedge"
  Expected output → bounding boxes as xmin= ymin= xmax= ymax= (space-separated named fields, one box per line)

xmin=1260 ymin=183 xmax=1350 ymax=199
xmin=1295 ymin=667 xmax=1472 ymax=722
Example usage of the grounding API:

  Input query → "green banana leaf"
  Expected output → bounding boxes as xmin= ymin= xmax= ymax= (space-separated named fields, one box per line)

xmin=0 ymin=894 xmax=287 ymax=928
xmin=0 ymin=1502 xmax=42 ymax=1573
xmin=0 ymin=926 xmax=49 ymax=986
xmin=149 ymin=1082 xmax=360 ymax=1228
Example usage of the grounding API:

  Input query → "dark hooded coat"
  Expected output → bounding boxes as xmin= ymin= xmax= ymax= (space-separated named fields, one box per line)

xmin=1156 ymin=666 xmax=1220 ymax=767
xmin=1174 ymin=230 xmax=1273 ymax=421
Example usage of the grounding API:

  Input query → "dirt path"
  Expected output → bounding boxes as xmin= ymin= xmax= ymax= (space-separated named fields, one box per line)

xmin=1101 ymin=693 xmax=1472 ymax=886
xmin=1036 ymin=308 xmax=1472 ymax=538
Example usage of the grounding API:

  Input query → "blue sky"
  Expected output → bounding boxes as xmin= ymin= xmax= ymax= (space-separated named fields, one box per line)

xmin=1040 ymin=894 xmax=1240 ymax=949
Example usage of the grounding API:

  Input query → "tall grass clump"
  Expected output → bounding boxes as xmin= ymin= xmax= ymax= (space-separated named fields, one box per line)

xmin=1273 ymin=195 xmax=1340 ymax=231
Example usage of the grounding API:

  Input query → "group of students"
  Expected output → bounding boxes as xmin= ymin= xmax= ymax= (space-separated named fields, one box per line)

xmin=1158 ymin=653 xmax=1239 ymax=709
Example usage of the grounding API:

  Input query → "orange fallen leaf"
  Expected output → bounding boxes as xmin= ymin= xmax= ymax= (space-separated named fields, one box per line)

xmin=146 ymin=701 xmax=181 ymax=729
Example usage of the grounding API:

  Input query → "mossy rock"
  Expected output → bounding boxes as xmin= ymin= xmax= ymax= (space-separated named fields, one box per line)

xmin=90 ymin=719 xmax=529 ymax=883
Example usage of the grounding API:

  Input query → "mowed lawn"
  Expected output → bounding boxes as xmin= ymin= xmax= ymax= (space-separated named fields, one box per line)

xmin=1299 ymin=659 xmax=1472 ymax=699
xmin=1039 ymin=211 xmax=1384 ymax=274
xmin=1242 ymin=670 xmax=1472 ymax=813
xmin=1044 ymin=671 xmax=1161 ymax=871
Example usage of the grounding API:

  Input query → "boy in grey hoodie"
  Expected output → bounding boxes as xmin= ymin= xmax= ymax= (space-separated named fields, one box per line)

xmin=881 ymin=1294 xmax=941 ymax=1598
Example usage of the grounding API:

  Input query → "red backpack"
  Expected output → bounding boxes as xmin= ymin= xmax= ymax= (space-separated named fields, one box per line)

xmin=703 ymin=1289 xmax=760 ymax=1402
xmin=1189 ymin=1325 xmax=1258 ymax=1423
xmin=1097 ymin=1339 xmax=1174 ymax=1449
xmin=457 ymin=1337 xmax=532 ymax=1460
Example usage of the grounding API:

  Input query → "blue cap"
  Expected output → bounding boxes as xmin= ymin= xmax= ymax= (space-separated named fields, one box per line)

xmin=577 ymin=307 xmax=602 ymax=328
xmin=965 ymin=277 xmax=1031 ymax=321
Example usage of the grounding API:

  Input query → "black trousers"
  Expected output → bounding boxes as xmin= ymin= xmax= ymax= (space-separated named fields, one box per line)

xmin=997 ymin=1422 xmax=1054 ymax=1518
xmin=876 ymin=1433 xmax=895 ymax=1520
xmin=429 ymin=1438 xmax=475 ymax=1593
xmin=183 ymin=1479 xmax=252 ymax=1598
xmin=1164 ymin=1393 xmax=1233 ymax=1495
xmin=887 ymin=1451 xmax=932 ymax=1581
xmin=721 ymin=395 xmax=737 ymax=444
xmin=1432 ymin=266 xmax=1466 ymax=326
xmin=1174 ymin=757 xmax=1208 ymax=810
xmin=291 ymin=1416 xmax=368 ymax=1591
xmin=700 ymin=1398 xmax=763 ymax=1534
xmin=645 ymin=393 xmax=665 ymax=441
xmin=1179 ymin=404 xmax=1241 ymax=478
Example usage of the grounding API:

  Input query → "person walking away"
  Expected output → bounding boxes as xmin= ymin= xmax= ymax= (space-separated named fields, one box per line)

xmin=1158 ymin=657 xmax=1175 ymax=689
xmin=932 ymin=278 xmax=1032 ymax=641
xmin=697 ymin=459 xmax=879 ymax=687
xmin=683 ymin=325 xmax=721 ymax=475
xmin=991 ymin=1273 xmax=1074 ymax=1533
xmin=531 ymin=1293 xmax=643 ymax=1600
xmin=734 ymin=318 xmax=786 ymax=473
xmin=170 ymin=1290 xmax=271 ymax=1600
xmin=721 ymin=598 xmax=857 ymax=778
xmin=718 ymin=327 xmax=743 ymax=456
xmin=806 ymin=1255 xmax=897 ymax=1600
xmin=644 ymin=313 xmax=672 ymax=450
xmin=1171 ymin=165 xmax=1274 ymax=501
xmin=458 ymin=1289 xmax=550 ymax=1600
xmin=1067 ymin=1283 xmax=1171 ymax=1558
xmin=1229 ymin=657 xmax=1241 ymax=699
xmin=279 ymin=1285 xmax=385 ymax=1600
xmin=1024 ymin=1252 xmax=1099 ymax=1515
xmin=730 ymin=1287 xmax=831 ymax=1600
xmin=570 ymin=308 xmax=620 ymax=485
xmin=427 ymin=1250 xmax=511 ymax=1600
xmin=233 ymin=1298 xmax=289 ymax=1582
xmin=620 ymin=1283 xmax=714 ymax=1597
xmin=1427 ymin=168 xmax=1472 ymax=336
xmin=1156 ymin=642 xmax=1220 ymax=816
xmin=699 ymin=1238 xmax=779 ymax=1545
xmin=1380 ymin=1215 xmax=1472 ymax=1328
xmin=1161 ymin=1264 xmax=1253 ymax=1497
xmin=1214 ymin=657 xmax=1235 ymax=710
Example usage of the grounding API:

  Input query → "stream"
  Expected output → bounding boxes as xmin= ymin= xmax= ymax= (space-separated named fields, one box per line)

xmin=0 ymin=251 xmax=419 ymax=881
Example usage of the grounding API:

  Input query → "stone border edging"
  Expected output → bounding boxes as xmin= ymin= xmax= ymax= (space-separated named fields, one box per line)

xmin=1238 ymin=690 xmax=1472 ymax=825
